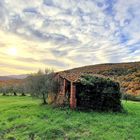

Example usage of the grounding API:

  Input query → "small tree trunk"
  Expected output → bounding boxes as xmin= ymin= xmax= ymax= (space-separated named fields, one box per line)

xmin=42 ymin=93 xmax=47 ymax=104
xmin=14 ymin=92 xmax=17 ymax=96
xmin=21 ymin=92 xmax=25 ymax=96
xmin=3 ymin=92 xmax=6 ymax=96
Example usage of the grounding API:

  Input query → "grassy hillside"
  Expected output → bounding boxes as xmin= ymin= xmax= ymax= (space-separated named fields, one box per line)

xmin=62 ymin=62 xmax=140 ymax=96
xmin=0 ymin=96 xmax=140 ymax=140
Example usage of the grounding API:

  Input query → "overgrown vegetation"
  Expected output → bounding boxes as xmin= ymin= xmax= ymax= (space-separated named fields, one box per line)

xmin=64 ymin=62 xmax=140 ymax=96
xmin=76 ymin=75 xmax=122 ymax=112
xmin=0 ymin=96 xmax=140 ymax=140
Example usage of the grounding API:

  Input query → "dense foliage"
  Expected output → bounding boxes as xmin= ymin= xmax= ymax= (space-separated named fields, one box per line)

xmin=76 ymin=75 xmax=122 ymax=112
xmin=98 ymin=67 xmax=140 ymax=96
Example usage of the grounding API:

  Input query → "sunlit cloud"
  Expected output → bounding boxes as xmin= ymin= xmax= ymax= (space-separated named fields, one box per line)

xmin=0 ymin=0 xmax=140 ymax=75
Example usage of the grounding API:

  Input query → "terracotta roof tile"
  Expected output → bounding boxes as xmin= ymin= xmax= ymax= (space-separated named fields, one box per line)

xmin=58 ymin=71 xmax=106 ymax=82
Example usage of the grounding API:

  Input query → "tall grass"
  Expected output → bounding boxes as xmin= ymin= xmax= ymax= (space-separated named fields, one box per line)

xmin=0 ymin=96 xmax=140 ymax=140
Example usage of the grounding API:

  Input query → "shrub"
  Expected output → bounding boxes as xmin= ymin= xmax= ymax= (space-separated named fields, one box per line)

xmin=122 ymin=93 xmax=140 ymax=102
xmin=76 ymin=75 xmax=123 ymax=112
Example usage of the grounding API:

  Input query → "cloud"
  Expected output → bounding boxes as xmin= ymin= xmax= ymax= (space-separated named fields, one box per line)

xmin=42 ymin=58 xmax=69 ymax=67
xmin=0 ymin=0 xmax=140 ymax=75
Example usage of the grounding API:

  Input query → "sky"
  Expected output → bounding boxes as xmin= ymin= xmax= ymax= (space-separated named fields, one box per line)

xmin=0 ymin=0 xmax=140 ymax=75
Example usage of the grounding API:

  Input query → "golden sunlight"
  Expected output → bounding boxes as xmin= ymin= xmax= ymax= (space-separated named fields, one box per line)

xmin=7 ymin=47 xmax=18 ymax=56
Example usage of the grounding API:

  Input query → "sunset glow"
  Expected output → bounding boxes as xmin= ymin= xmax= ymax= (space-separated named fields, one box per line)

xmin=7 ymin=47 xmax=17 ymax=56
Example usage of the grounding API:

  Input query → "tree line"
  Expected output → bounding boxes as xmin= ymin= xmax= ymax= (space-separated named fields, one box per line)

xmin=0 ymin=69 xmax=60 ymax=104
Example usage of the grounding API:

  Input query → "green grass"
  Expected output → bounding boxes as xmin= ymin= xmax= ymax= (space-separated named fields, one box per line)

xmin=0 ymin=96 xmax=140 ymax=140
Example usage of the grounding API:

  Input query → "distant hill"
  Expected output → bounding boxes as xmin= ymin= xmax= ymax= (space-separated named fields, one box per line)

xmin=0 ymin=76 xmax=15 ymax=81
xmin=0 ymin=74 xmax=28 ymax=81
xmin=0 ymin=74 xmax=28 ymax=87
xmin=7 ymin=74 xmax=28 ymax=79
xmin=61 ymin=61 xmax=140 ymax=95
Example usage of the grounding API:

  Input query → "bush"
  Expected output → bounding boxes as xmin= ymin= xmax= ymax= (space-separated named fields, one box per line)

xmin=122 ymin=93 xmax=140 ymax=102
xmin=76 ymin=75 xmax=123 ymax=112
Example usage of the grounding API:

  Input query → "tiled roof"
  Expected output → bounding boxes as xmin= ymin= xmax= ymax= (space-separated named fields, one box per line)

xmin=58 ymin=71 xmax=106 ymax=82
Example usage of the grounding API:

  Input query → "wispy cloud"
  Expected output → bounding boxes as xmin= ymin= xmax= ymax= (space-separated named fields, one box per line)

xmin=0 ymin=0 xmax=140 ymax=75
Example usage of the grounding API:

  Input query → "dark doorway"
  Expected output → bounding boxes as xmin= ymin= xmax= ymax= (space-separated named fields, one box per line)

xmin=65 ymin=80 xmax=71 ymax=100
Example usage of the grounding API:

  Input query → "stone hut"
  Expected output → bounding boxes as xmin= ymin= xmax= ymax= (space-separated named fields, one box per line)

xmin=56 ymin=71 xmax=111 ymax=109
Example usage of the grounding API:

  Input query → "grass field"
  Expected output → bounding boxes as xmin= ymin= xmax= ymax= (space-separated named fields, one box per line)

xmin=0 ymin=96 xmax=140 ymax=140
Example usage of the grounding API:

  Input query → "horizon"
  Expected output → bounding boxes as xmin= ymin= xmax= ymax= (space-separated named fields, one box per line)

xmin=0 ymin=0 xmax=140 ymax=76
xmin=0 ymin=61 xmax=139 ymax=76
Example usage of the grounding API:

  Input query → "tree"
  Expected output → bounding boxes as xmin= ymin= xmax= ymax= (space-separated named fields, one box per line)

xmin=27 ymin=69 xmax=59 ymax=104
xmin=0 ymin=85 xmax=7 ymax=96
xmin=13 ymin=85 xmax=17 ymax=96
xmin=16 ymin=83 xmax=27 ymax=96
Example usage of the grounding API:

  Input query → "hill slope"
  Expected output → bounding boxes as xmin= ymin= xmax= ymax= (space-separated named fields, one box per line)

xmin=0 ymin=75 xmax=27 ymax=88
xmin=62 ymin=62 xmax=140 ymax=95
xmin=0 ymin=74 xmax=28 ymax=80
xmin=0 ymin=76 xmax=15 ymax=81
